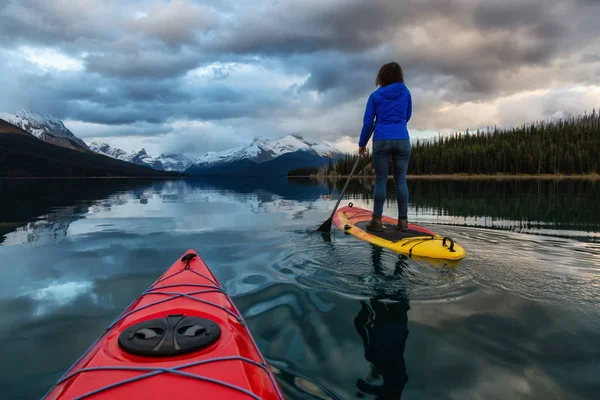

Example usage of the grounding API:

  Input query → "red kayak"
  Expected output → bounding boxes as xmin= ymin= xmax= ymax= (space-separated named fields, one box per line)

xmin=43 ymin=249 xmax=284 ymax=400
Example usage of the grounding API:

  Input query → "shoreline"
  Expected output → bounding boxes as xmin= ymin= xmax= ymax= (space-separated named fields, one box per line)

xmin=2 ymin=174 xmax=598 ymax=180
xmin=0 ymin=176 xmax=186 ymax=180
xmin=289 ymin=173 xmax=600 ymax=180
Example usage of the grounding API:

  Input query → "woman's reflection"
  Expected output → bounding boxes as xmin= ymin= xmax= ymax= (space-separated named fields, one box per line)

xmin=354 ymin=246 xmax=410 ymax=399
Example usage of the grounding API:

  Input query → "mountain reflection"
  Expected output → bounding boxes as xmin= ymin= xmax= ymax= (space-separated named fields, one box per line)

xmin=1 ymin=177 xmax=598 ymax=246
xmin=0 ymin=179 xmax=161 ymax=246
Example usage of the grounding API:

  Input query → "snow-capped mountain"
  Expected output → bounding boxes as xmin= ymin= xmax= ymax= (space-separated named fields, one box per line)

xmin=126 ymin=148 xmax=163 ymax=170
xmin=192 ymin=135 xmax=342 ymax=168
xmin=89 ymin=141 xmax=128 ymax=159
xmin=187 ymin=135 xmax=343 ymax=176
xmin=90 ymin=142 xmax=162 ymax=170
xmin=89 ymin=135 xmax=337 ymax=175
xmin=2 ymin=208 xmax=79 ymax=247
xmin=89 ymin=142 xmax=192 ymax=172
xmin=157 ymin=153 xmax=193 ymax=172
xmin=0 ymin=109 xmax=90 ymax=152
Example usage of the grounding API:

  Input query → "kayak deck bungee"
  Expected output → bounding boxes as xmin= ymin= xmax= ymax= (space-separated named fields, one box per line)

xmin=333 ymin=203 xmax=466 ymax=261
xmin=43 ymin=250 xmax=284 ymax=400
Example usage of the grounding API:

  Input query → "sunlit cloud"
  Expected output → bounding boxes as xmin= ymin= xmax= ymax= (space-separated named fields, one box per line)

xmin=18 ymin=46 xmax=84 ymax=71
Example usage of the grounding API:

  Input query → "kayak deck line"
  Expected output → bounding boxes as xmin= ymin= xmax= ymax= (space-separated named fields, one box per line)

xmin=53 ymin=356 xmax=272 ymax=400
xmin=43 ymin=250 xmax=285 ymax=400
xmin=108 ymin=285 xmax=246 ymax=326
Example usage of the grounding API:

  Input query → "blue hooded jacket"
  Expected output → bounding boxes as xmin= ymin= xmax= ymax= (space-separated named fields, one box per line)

xmin=358 ymin=82 xmax=412 ymax=148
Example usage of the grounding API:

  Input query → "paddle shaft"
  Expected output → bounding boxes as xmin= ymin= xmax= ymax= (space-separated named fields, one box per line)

xmin=317 ymin=125 xmax=374 ymax=232
xmin=325 ymin=153 xmax=362 ymax=222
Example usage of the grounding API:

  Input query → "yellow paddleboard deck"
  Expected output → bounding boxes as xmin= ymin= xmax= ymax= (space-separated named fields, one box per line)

xmin=333 ymin=204 xmax=466 ymax=261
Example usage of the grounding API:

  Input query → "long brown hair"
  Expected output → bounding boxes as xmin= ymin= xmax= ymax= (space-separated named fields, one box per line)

xmin=375 ymin=62 xmax=404 ymax=87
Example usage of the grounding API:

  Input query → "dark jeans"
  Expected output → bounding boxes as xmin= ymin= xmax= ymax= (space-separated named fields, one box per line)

xmin=372 ymin=139 xmax=411 ymax=217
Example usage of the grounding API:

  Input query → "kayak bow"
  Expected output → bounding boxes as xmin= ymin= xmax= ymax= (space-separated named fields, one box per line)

xmin=43 ymin=250 xmax=284 ymax=400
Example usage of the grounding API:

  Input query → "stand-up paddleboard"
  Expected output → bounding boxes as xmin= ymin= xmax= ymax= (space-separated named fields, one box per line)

xmin=43 ymin=249 xmax=284 ymax=400
xmin=333 ymin=203 xmax=466 ymax=261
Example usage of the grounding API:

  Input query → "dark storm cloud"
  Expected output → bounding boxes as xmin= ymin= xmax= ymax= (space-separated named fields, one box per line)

xmin=298 ymin=52 xmax=377 ymax=94
xmin=0 ymin=0 xmax=215 ymax=49
xmin=116 ymin=79 xmax=191 ymax=103
xmin=209 ymin=0 xmax=594 ymax=105
xmin=581 ymin=54 xmax=600 ymax=63
xmin=214 ymin=0 xmax=460 ymax=54
xmin=0 ymin=57 xmax=261 ymax=128
xmin=69 ymin=105 xmax=169 ymax=126
xmin=66 ymin=88 xmax=261 ymax=125
xmin=0 ymin=0 xmax=118 ymax=49
xmin=84 ymin=50 xmax=201 ymax=79
xmin=473 ymin=0 xmax=555 ymax=30
xmin=123 ymin=0 xmax=218 ymax=47
xmin=70 ymin=122 xmax=175 ymax=139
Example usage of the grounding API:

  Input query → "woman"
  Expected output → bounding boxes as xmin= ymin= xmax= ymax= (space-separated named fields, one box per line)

xmin=358 ymin=62 xmax=412 ymax=232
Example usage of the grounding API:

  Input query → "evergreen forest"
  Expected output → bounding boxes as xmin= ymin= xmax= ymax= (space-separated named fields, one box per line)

xmin=290 ymin=111 xmax=600 ymax=176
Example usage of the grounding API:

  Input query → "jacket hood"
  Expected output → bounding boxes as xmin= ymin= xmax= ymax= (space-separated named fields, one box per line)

xmin=376 ymin=82 xmax=408 ymax=100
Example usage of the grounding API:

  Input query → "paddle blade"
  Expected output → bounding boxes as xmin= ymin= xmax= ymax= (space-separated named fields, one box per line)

xmin=317 ymin=217 xmax=333 ymax=233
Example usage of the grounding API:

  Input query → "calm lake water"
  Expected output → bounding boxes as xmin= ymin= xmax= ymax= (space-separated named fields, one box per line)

xmin=0 ymin=177 xmax=599 ymax=399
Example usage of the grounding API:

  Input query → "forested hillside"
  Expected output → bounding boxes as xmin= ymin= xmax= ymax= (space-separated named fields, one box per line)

xmin=0 ymin=118 xmax=181 ymax=178
xmin=306 ymin=110 xmax=599 ymax=176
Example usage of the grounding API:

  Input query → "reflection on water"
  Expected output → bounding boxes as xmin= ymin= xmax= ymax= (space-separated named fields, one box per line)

xmin=354 ymin=247 xmax=410 ymax=399
xmin=354 ymin=297 xmax=409 ymax=399
xmin=2 ymin=178 xmax=599 ymax=247
xmin=344 ymin=178 xmax=600 ymax=240
xmin=0 ymin=177 xmax=599 ymax=400
xmin=0 ymin=179 xmax=165 ymax=246
xmin=22 ymin=281 xmax=97 ymax=317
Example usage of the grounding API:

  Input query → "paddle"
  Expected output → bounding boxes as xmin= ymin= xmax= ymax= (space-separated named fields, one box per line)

xmin=317 ymin=145 xmax=367 ymax=233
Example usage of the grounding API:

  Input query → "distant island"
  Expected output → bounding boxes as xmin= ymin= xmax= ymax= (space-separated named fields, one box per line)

xmin=289 ymin=110 xmax=600 ymax=178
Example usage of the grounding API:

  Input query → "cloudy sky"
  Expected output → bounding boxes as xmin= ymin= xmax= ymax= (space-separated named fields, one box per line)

xmin=1 ymin=0 xmax=599 ymax=158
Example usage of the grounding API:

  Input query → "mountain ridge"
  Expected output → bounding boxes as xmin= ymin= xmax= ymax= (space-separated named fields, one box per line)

xmin=1 ymin=109 xmax=343 ymax=176
xmin=0 ymin=109 xmax=90 ymax=152
xmin=186 ymin=134 xmax=343 ymax=176
xmin=89 ymin=142 xmax=193 ymax=172
xmin=0 ymin=117 xmax=181 ymax=178
xmin=192 ymin=134 xmax=342 ymax=166
xmin=91 ymin=134 xmax=342 ymax=175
